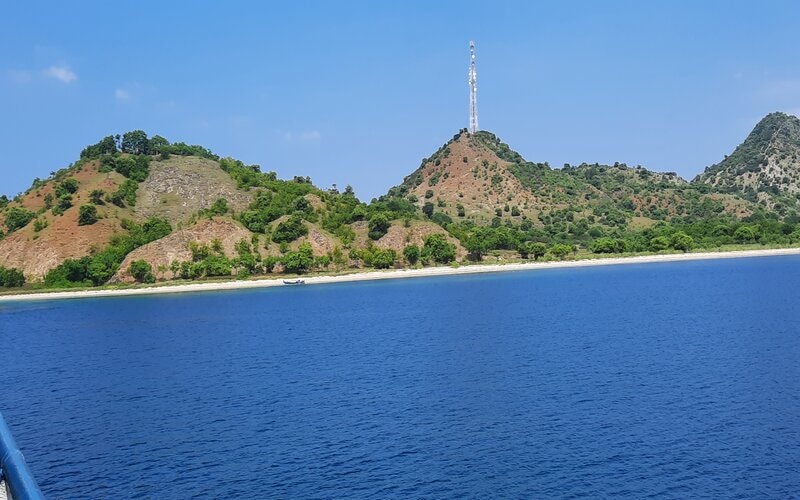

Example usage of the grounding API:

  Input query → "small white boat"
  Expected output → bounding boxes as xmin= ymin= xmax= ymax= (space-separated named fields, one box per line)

xmin=283 ymin=279 xmax=305 ymax=285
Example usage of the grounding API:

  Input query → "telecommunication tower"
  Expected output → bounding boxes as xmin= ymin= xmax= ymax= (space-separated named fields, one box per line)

xmin=468 ymin=40 xmax=479 ymax=134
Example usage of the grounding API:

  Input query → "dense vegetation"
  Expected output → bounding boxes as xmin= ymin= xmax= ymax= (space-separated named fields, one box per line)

xmin=0 ymin=266 xmax=25 ymax=287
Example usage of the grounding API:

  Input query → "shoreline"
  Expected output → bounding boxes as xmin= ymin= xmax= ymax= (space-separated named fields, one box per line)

xmin=1 ymin=247 xmax=798 ymax=303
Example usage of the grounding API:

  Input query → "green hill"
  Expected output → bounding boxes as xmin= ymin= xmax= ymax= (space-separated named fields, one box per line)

xmin=695 ymin=112 xmax=800 ymax=217
xmin=2 ymin=116 xmax=800 ymax=291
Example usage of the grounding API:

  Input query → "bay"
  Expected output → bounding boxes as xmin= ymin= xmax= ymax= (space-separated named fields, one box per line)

xmin=2 ymin=256 xmax=799 ymax=498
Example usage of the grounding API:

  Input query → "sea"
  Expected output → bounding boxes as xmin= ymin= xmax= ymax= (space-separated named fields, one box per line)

xmin=1 ymin=255 xmax=799 ymax=498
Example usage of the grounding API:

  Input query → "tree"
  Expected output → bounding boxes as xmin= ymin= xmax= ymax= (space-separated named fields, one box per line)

xmin=529 ymin=242 xmax=547 ymax=260
xmin=148 ymin=135 xmax=170 ymax=155
xmin=57 ymin=194 xmax=73 ymax=212
xmin=464 ymin=229 xmax=490 ymax=261
xmin=282 ymin=242 xmax=314 ymax=273
xmin=55 ymin=178 xmax=79 ymax=198
xmin=734 ymin=225 xmax=758 ymax=243
xmin=121 ymin=130 xmax=150 ymax=155
xmin=80 ymin=135 xmax=118 ymax=159
xmin=403 ymin=244 xmax=420 ymax=264
xmin=422 ymin=202 xmax=434 ymax=218
xmin=549 ymin=243 xmax=573 ymax=260
xmin=423 ymin=234 xmax=456 ymax=264
xmin=78 ymin=204 xmax=98 ymax=226
xmin=272 ymin=215 xmax=308 ymax=243
xmin=0 ymin=266 xmax=25 ymax=287
xmin=672 ymin=232 xmax=694 ymax=252
xmin=650 ymin=236 xmax=671 ymax=251
xmin=368 ymin=213 xmax=391 ymax=240
xmin=129 ymin=260 xmax=155 ymax=283
xmin=4 ymin=207 xmax=35 ymax=232
xmin=589 ymin=237 xmax=625 ymax=254
xmin=370 ymin=248 xmax=396 ymax=269
xmin=209 ymin=198 xmax=229 ymax=216
xmin=89 ymin=189 xmax=105 ymax=205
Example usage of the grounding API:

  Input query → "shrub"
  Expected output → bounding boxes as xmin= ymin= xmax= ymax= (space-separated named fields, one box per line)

xmin=78 ymin=204 xmax=98 ymax=226
xmin=0 ymin=266 xmax=25 ymax=287
xmin=589 ymin=237 xmax=625 ymax=254
xmin=89 ymin=189 xmax=105 ymax=205
xmin=368 ymin=213 xmax=391 ymax=240
xmin=129 ymin=260 xmax=155 ymax=283
xmin=283 ymin=242 xmax=314 ymax=273
xmin=272 ymin=215 xmax=308 ymax=243
xmin=671 ymin=232 xmax=694 ymax=252
xmin=403 ymin=244 xmax=420 ymax=264
xmin=422 ymin=234 xmax=456 ymax=264
xmin=4 ymin=207 xmax=35 ymax=232
xmin=549 ymin=244 xmax=573 ymax=260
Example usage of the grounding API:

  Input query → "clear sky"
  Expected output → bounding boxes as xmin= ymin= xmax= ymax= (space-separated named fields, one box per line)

xmin=2 ymin=1 xmax=800 ymax=201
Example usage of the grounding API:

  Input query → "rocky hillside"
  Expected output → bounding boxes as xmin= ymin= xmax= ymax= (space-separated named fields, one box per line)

xmin=387 ymin=130 xmax=757 ymax=232
xmin=695 ymin=112 xmax=800 ymax=215
xmin=0 ymin=131 xmax=462 ymax=286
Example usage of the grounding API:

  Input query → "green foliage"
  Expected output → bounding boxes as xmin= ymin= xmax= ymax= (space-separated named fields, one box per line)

xmin=56 ymin=194 xmax=73 ymax=212
xmin=109 ymin=179 xmax=139 ymax=207
xmin=89 ymin=189 xmax=105 ymax=205
xmin=4 ymin=207 xmax=35 ymax=232
xmin=0 ymin=266 xmax=25 ymax=287
xmin=422 ymin=234 xmax=456 ymax=264
xmin=368 ymin=213 xmax=391 ymax=240
xmin=129 ymin=260 xmax=155 ymax=283
xmin=103 ymin=155 xmax=150 ymax=182
xmin=549 ymin=243 xmax=573 ymax=259
xmin=233 ymin=238 xmax=261 ymax=275
xmin=734 ymin=225 xmax=758 ymax=242
xmin=201 ymin=198 xmax=230 ymax=218
xmin=521 ymin=242 xmax=548 ymax=260
xmin=272 ymin=214 xmax=308 ymax=243
xmin=33 ymin=218 xmax=48 ymax=232
xmin=55 ymin=178 xmax=79 ymax=198
xmin=463 ymin=227 xmax=492 ymax=260
xmin=44 ymin=217 xmax=171 ymax=288
xmin=282 ymin=242 xmax=314 ymax=273
xmin=239 ymin=182 xmax=316 ymax=233
xmin=671 ymin=231 xmax=694 ymax=252
xmin=589 ymin=237 xmax=626 ymax=254
xmin=422 ymin=202 xmax=434 ymax=218
xmin=121 ymin=130 xmax=150 ymax=155
xmin=430 ymin=211 xmax=453 ymax=228
xmin=80 ymin=135 xmax=118 ymax=159
xmin=650 ymin=236 xmax=671 ymax=251
xmin=403 ymin=244 xmax=420 ymax=264
xmin=359 ymin=246 xmax=396 ymax=268
xmin=78 ymin=204 xmax=98 ymax=226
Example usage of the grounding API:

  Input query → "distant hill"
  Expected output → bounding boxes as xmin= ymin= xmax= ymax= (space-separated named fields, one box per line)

xmin=2 ymin=116 xmax=800 ymax=290
xmin=387 ymin=129 xmax=757 ymax=233
xmin=695 ymin=112 xmax=800 ymax=215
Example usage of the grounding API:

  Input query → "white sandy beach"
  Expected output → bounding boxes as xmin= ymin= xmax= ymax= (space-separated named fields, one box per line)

xmin=1 ymin=247 xmax=798 ymax=303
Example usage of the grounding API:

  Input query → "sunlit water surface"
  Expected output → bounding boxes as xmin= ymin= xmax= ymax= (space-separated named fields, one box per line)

xmin=2 ymin=256 xmax=799 ymax=498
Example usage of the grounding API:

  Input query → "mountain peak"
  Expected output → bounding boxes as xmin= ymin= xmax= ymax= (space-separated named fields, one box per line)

xmin=696 ymin=112 xmax=800 ymax=212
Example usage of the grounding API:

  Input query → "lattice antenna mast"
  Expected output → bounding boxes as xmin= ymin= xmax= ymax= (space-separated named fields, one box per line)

xmin=468 ymin=40 xmax=479 ymax=134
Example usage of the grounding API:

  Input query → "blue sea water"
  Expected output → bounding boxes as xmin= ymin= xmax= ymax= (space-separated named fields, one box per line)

xmin=1 ymin=256 xmax=799 ymax=498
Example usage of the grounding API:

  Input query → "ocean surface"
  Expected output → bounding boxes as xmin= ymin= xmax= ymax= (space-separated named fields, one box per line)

xmin=2 ymin=256 xmax=799 ymax=498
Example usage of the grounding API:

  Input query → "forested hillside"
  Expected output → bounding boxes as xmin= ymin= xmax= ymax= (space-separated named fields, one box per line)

xmin=2 ymin=114 xmax=800 ymax=291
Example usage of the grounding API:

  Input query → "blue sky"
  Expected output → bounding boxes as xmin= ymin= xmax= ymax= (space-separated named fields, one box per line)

xmin=2 ymin=1 xmax=800 ymax=200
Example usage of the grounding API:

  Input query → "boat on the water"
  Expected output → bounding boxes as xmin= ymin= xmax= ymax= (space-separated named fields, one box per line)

xmin=282 ymin=279 xmax=305 ymax=285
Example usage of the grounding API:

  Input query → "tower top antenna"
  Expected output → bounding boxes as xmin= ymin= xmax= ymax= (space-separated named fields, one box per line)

xmin=468 ymin=41 xmax=479 ymax=134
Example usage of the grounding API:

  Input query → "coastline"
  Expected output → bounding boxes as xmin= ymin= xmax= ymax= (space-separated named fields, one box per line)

xmin=1 ymin=247 xmax=798 ymax=303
